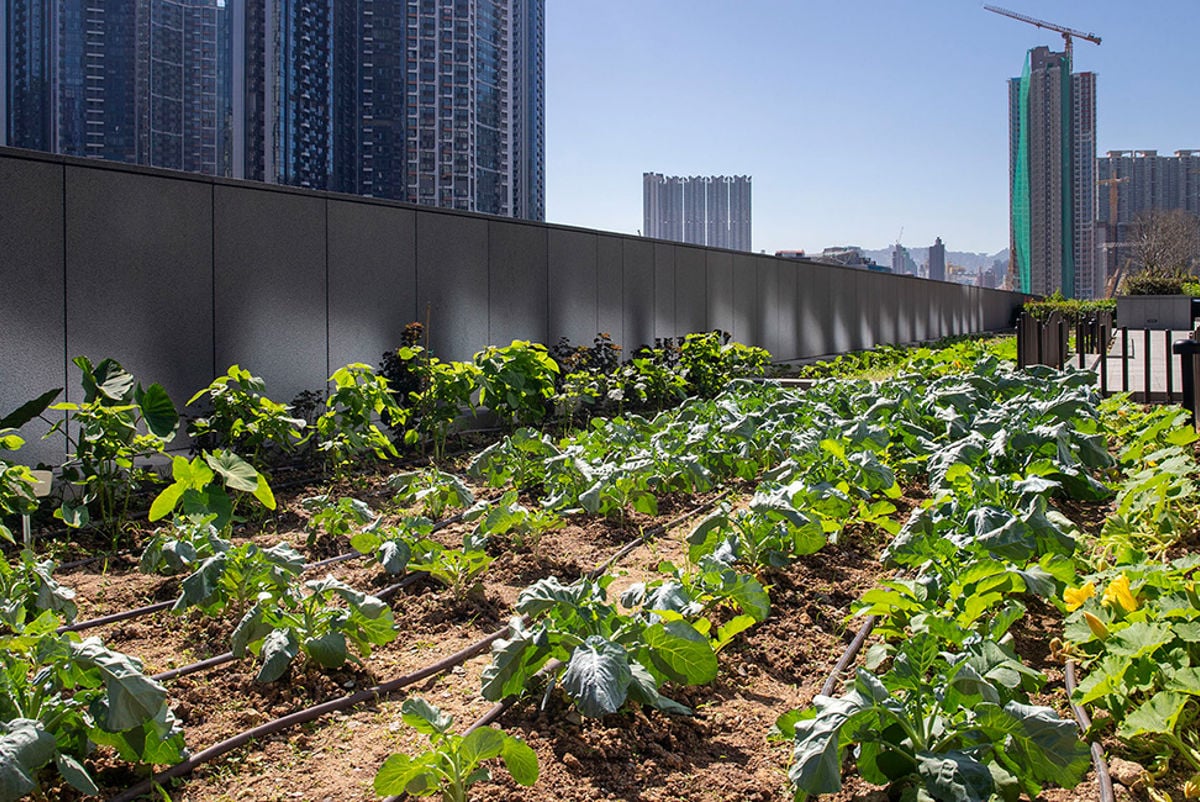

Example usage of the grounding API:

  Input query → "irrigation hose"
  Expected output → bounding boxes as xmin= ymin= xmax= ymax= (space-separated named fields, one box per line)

xmin=1065 ymin=660 xmax=1116 ymax=802
xmin=818 ymin=615 xmax=878 ymax=699
xmin=110 ymin=624 xmax=512 ymax=802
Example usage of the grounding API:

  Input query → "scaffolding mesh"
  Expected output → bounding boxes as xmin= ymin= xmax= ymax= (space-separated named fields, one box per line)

xmin=1012 ymin=54 xmax=1031 ymax=293
xmin=1058 ymin=56 xmax=1075 ymax=298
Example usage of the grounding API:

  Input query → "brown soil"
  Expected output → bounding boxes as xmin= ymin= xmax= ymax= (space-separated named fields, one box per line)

xmin=22 ymin=455 xmax=1146 ymax=802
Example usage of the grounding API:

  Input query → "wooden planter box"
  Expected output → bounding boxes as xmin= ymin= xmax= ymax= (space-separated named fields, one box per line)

xmin=1116 ymin=295 xmax=1196 ymax=330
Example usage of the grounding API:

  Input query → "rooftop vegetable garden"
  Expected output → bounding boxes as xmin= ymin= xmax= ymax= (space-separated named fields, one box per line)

xmin=0 ymin=330 xmax=1196 ymax=802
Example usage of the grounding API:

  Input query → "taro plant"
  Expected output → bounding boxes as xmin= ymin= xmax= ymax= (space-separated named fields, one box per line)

xmin=186 ymin=364 xmax=308 ymax=468
xmin=473 ymin=340 xmax=559 ymax=428
xmin=0 ymin=611 xmax=187 ymax=798
xmin=316 ymin=363 xmax=403 ymax=479
xmin=147 ymin=450 xmax=277 ymax=536
xmin=48 ymin=357 xmax=179 ymax=535
xmin=373 ymin=698 xmax=538 ymax=802
xmin=231 ymin=576 xmax=397 ymax=683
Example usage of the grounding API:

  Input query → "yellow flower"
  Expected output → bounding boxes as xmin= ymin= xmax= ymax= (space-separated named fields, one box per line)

xmin=1083 ymin=611 xmax=1110 ymax=640
xmin=1102 ymin=575 xmax=1139 ymax=614
xmin=1064 ymin=582 xmax=1096 ymax=612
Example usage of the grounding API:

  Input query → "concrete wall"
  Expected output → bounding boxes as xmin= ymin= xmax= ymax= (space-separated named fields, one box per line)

xmin=0 ymin=147 xmax=1027 ymax=465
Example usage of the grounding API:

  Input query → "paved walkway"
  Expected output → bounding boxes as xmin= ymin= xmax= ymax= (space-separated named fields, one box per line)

xmin=1088 ymin=329 xmax=1193 ymax=401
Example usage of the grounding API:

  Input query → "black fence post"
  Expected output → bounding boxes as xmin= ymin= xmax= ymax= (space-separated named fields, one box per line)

xmin=1016 ymin=313 xmax=1025 ymax=369
xmin=1121 ymin=326 xmax=1130 ymax=392
xmin=1166 ymin=330 xmax=1174 ymax=404
xmin=1077 ymin=321 xmax=1085 ymax=369
xmin=1144 ymin=328 xmax=1153 ymax=403
xmin=1173 ymin=339 xmax=1200 ymax=425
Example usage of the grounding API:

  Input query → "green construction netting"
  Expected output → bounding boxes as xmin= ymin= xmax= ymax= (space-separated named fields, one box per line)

xmin=1058 ymin=52 xmax=1075 ymax=298
xmin=1013 ymin=54 xmax=1031 ymax=293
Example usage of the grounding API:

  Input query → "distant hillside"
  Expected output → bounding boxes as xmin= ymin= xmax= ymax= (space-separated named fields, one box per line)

xmin=861 ymin=246 xmax=1009 ymax=272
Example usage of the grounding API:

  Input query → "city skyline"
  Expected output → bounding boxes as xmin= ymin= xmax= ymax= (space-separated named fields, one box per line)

xmin=544 ymin=1 xmax=1200 ymax=256
xmin=643 ymin=173 xmax=751 ymax=251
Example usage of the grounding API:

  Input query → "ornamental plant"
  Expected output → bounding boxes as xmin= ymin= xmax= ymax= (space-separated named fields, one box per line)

xmin=147 ymin=450 xmax=277 ymax=536
xmin=186 ymin=364 xmax=308 ymax=468
xmin=316 ymin=363 xmax=403 ymax=478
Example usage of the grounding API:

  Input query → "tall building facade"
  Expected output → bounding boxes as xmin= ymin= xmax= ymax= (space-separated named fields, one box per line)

xmin=1096 ymin=149 xmax=1200 ymax=289
xmin=928 ymin=237 xmax=946 ymax=282
xmin=643 ymin=173 xmax=751 ymax=251
xmin=4 ymin=0 xmax=545 ymax=220
xmin=1008 ymin=46 xmax=1098 ymax=299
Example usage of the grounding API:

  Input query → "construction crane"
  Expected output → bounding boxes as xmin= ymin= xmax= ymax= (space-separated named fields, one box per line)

xmin=983 ymin=5 xmax=1101 ymax=61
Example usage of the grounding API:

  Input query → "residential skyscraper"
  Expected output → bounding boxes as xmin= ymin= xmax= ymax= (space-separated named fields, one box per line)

xmin=643 ymin=173 xmax=752 ymax=251
xmin=928 ymin=237 xmax=946 ymax=282
xmin=4 ymin=0 xmax=545 ymax=220
xmin=1008 ymin=46 xmax=1098 ymax=299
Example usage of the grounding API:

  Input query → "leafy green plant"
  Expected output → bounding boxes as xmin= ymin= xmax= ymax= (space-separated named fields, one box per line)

xmin=469 ymin=490 xmax=563 ymax=552
xmin=0 ymin=551 xmax=77 ymax=629
xmin=392 ymin=345 xmax=480 ymax=459
xmin=316 ymin=363 xmax=403 ymax=478
xmin=473 ymin=340 xmax=559 ymax=428
xmin=186 ymin=364 xmax=308 ymax=467
xmin=389 ymin=469 xmax=475 ymax=520
xmin=1063 ymin=560 xmax=1200 ymax=774
xmin=147 ymin=450 xmax=277 ymax=535
xmin=138 ymin=517 xmax=231 ymax=575
xmin=779 ymin=634 xmax=1089 ymax=802
xmin=0 ymin=429 xmax=41 ymax=546
xmin=409 ymin=541 xmax=493 ymax=601
xmin=373 ymin=698 xmax=538 ymax=801
xmin=678 ymin=331 xmax=770 ymax=397
xmin=231 ymin=576 xmax=397 ymax=682
xmin=173 ymin=541 xmax=305 ymax=617
xmin=349 ymin=515 xmax=433 ymax=575
xmin=481 ymin=575 xmax=717 ymax=717
xmin=301 ymin=494 xmax=381 ymax=549
xmin=48 ymin=357 xmax=178 ymax=535
xmin=0 ymin=611 xmax=187 ymax=798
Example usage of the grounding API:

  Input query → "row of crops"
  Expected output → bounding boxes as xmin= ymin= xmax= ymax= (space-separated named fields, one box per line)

xmin=1 ymin=333 xmax=1197 ymax=800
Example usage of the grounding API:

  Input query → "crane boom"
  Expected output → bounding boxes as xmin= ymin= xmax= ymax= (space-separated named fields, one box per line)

xmin=984 ymin=5 xmax=1101 ymax=59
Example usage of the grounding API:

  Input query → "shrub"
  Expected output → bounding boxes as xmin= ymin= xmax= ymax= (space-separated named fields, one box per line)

xmin=474 ymin=340 xmax=560 ymax=428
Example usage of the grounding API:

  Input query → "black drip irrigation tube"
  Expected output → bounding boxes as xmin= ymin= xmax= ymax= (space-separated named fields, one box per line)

xmin=1065 ymin=660 xmax=1116 ymax=802
xmin=60 ymin=509 xmax=468 ymax=635
xmin=114 ymin=495 xmax=722 ymax=799
xmin=819 ymin=615 xmax=879 ymax=698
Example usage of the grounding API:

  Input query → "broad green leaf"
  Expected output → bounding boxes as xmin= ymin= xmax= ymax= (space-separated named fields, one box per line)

xmin=256 ymin=628 xmax=300 ymax=683
xmin=561 ymin=636 xmax=632 ymax=717
xmin=789 ymin=693 xmax=872 ymax=796
xmin=148 ymin=481 xmax=187 ymax=522
xmin=69 ymin=639 xmax=170 ymax=731
xmin=1118 ymin=690 xmax=1190 ymax=740
xmin=461 ymin=726 xmax=505 ymax=765
xmin=0 ymin=720 xmax=56 ymax=801
xmin=915 ymin=750 xmax=995 ymax=802
xmin=205 ymin=450 xmax=260 ymax=492
xmin=55 ymin=753 xmax=99 ymax=795
xmin=252 ymin=475 xmax=277 ymax=510
xmin=644 ymin=620 xmax=718 ymax=685
xmin=500 ymin=735 xmax=539 ymax=785
xmin=136 ymin=382 xmax=179 ymax=439
xmin=304 ymin=631 xmax=348 ymax=669
xmin=401 ymin=698 xmax=454 ymax=736
xmin=0 ymin=388 xmax=62 ymax=430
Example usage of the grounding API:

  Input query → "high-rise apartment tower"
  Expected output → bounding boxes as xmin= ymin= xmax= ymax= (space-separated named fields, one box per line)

xmin=4 ymin=0 xmax=545 ymax=220
xmin=643 ymin=173 xmax=751 ymax=251
xmin=1008 ymin=46 xmax=1097 ymax=299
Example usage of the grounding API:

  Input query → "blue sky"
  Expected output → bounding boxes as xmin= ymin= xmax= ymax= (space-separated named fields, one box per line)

xmin=543 ymin=1 xmax=1200 ymax=256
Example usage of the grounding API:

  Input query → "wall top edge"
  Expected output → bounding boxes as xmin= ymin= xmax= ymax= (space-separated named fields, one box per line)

xmin=0 ymin=145 xmax=1026 ymax=300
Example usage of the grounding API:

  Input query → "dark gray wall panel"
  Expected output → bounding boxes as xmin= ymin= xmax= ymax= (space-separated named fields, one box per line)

xmin=707 ymin=251 xmax=735 ymax=338
xmin=549 ymin=228 xmax=598 ymax=348
xmin=878 ymin=272 xmax=899 ymax=345
xmin=622 ymin=239 xmax=654 ymax=350
xmin=798 ymin=263 xmax=831 ymax=357
xmin=675 ymin=247 xmax=707 ymax=335
xmin=653 ymin=243 xmax=676 ymax=339
xmin=757 ymin=257 xmax=780 ymax=356
xmin=489 ymin=221 xmax=548 ymax=347
xmin=214 ymin=185 xmax=325 ymax=401
xmin=730 ymin=253 xmax=755 ymax=344
xmin=597 ymin=235 xmax=623 ymax=345
xmin=776 ymin=259 xmax=799 ymax=360
xmin=67 ymin=165 xmax=213 ymax=421
xmin=416 ymin=211 xmax=488 ymax=361
xmin=328 ymin=200 xmax=417 ymax=373
xmin=1 ymin=156 xmax=66 ymax=465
